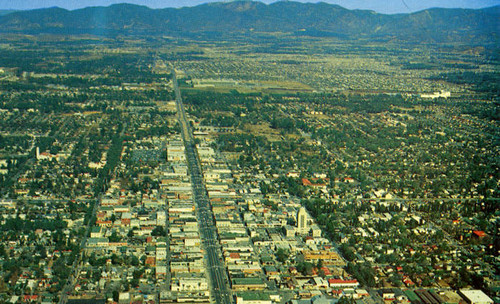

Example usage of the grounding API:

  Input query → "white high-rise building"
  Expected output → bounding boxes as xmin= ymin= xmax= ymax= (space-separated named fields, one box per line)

xmin=297 ymin=207 xmax=309 ymax=234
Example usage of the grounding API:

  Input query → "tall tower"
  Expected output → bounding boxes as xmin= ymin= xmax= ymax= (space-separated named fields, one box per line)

xmin=297 ymin=207 xmax=308 ymax=234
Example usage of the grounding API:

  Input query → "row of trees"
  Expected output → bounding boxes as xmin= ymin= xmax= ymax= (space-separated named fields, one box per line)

xmin=0 ymin=217 xmax=67 ymax=232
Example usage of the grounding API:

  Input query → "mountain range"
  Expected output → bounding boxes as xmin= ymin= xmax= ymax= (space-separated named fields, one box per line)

xmin=0 ymin=1 xmax=498 ymax=43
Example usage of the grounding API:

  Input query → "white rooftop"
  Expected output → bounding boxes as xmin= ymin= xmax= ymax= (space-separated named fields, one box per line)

xmin=460 ymin=290 xmax=494 ymax=304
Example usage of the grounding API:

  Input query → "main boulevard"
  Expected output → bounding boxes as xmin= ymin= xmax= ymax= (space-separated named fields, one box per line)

xmin=173 ymin=70 xmax=233 ymax=304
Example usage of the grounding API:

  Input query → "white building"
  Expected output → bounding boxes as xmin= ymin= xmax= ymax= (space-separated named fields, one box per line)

xmin=297 ymin=207 xmax=309 ymax=234
xmin=421 ymin=90 xmax=451 ymax=99
xmin=171 ymin=276 xmax=208 ymax=291
xmin=459 ymin=290 xmax=494 ymax=304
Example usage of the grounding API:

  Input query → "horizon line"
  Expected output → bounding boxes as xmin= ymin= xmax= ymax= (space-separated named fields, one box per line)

xmin=0 ymin=0 xmax=499 ymax=15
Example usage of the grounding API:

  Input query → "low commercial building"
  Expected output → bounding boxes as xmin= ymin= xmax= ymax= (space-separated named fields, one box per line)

xmin=235 ymin=292 xmax=272 ymax=304
xmin=459 ymin=290 xmax=494 ymax=304
xmin=231 ymin=278 xmax=267 ymax=291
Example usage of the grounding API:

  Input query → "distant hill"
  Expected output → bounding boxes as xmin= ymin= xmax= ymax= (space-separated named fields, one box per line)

xmin=0 ymin=1 xmax=498 ymax=44
xmin=0 ymin=10 xmax=18 ymax=16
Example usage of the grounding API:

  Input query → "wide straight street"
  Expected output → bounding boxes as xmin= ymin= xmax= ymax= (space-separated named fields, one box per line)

xmin=172 ymin=70 xmax=233 ymax=304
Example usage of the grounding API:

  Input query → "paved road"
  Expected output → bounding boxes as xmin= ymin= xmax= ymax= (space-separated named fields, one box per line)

xmin=58 ymin=195 xmax=101 ymax=304
xmin=172 ymin=69 xmax=233 ymax=304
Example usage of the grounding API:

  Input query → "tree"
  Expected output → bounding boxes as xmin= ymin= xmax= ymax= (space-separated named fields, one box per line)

xmin=296 ymin=261 xmax=313 ymax=275
xmin=389 ymin=273 xmax=403 ymax=287
xmin=113 ymin=290 xmax=119 ymax=302
xmin=109 ymin=231 xmax=121 ymax=242
xmin=151 ymin=226 xmax=166 ymax=237
xmin=92 ymin=270 xmax=100 ymax=282
xmin=276 ymin=248 xmax=290 ymax=263
xmin=130 ymin=278 xmax=139 ymax=288
xmin=133 ymin=268 xmax=144 ymax=280
xmin=127 ymin=229 xmax=135 ymax=238
xmin=0 ymin=245 xmax=6 ymax=258
xmin=130 ymin=255 xmax=140 ymax=267
xmin=338 ymin=296 xmax=355 ymax=304
xmin=316 ymin=259 xmax=323 ymax=269
xmin=340 ymin=244 xmax=356 ymax=262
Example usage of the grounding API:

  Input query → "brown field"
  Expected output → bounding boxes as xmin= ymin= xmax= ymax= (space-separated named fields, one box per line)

xmin=242 ymin=123 xmax=281 ymax=141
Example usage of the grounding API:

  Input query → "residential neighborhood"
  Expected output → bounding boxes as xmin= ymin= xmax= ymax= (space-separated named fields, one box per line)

xmin=0 ymin=2 xmax=498 ymax=303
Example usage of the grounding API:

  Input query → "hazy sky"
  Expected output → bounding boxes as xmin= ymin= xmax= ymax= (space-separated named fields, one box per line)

xmin=0 ymin=0 xmax=499 ymax=14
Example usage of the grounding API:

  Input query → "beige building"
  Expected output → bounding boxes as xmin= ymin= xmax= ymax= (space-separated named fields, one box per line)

xmin=297 ymin=207 xmax=309 ymax=234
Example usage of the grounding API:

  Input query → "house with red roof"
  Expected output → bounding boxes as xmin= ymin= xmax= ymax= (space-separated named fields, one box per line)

xmin=302 ymin=178 xmax=329 ymax=188
xmin=473 ymin=230 xmax=486 ymax=238
xmin=328 ymin=278 xmax=359 ymax=288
